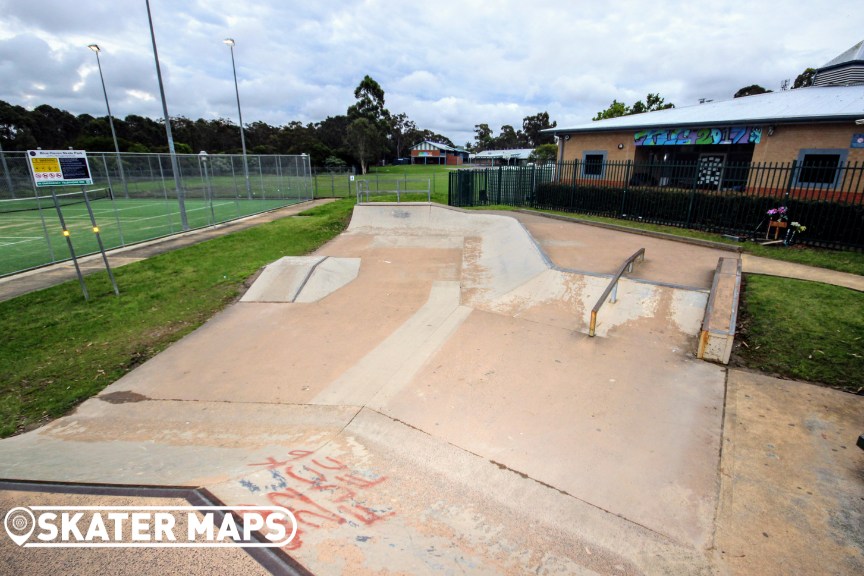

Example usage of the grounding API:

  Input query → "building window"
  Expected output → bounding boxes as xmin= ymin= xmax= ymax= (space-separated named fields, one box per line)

xmin=795 ymin=149 xmax=848 ymax=187
xmin=582 ymin=151 xmax=607 ymax=178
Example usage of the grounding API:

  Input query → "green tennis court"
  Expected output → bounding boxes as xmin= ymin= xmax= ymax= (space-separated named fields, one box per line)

xmin=0 ymin=195 xmax=301 ymax=276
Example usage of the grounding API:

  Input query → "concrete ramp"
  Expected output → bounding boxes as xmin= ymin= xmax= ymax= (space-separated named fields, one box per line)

xmin=348 ymin=203 xmax=549 ymax=302
xmin=241 ymin=256 xmax=360 ymax=303
xmin=477 ymin=268 xmax=708 ymax=337
xmin=312 ymin=281 xmax=473 ymax=407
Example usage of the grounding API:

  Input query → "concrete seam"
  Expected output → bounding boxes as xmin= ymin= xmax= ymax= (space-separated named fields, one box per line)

xmin=709 ymin=368 xmax=735 ymax=567
xmin=356 ymin=407 xmax=692 ymax=549
xmin=290 ymin=255 xmax=328 ymax=302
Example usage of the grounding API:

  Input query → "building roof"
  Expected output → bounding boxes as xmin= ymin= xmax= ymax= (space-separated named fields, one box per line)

xmin=472 ymin=148 xmax=535 ymax=160
xmin=547 ymin=85 xmax=864 ymax=135
xmin=821 ymin=39 xmax=864 ymax=69
xmin=410 ymin=140 xmax=466 ymax=153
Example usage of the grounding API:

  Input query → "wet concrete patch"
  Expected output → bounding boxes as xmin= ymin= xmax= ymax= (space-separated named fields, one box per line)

xmin=99 ymin=391 xmax=149 ymax=404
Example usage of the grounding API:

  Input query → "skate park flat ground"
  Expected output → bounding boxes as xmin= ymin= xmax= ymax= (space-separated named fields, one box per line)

xmin=1 ymin=204 xmax=861 ymax=575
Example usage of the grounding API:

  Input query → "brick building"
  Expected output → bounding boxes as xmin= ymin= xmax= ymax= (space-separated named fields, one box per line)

xmin=545 ymin=40 xmax=864 ymax=192
xmin=409 ymin=141 xmax=469 ymax=165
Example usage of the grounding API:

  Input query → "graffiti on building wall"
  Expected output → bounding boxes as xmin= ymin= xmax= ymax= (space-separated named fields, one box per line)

xmin=634 ymin=126 xmax=762 ymax=146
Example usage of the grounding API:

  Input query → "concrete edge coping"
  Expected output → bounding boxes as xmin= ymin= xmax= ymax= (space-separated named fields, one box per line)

xmin=698 ymin=257 xmax=743 ymax=364
xmin=512 ymin=209 xmax=744 ymax=253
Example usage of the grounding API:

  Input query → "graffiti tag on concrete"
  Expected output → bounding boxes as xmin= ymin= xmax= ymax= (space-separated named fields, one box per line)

xmin=236 ymin=449 xmax=392 ymax=550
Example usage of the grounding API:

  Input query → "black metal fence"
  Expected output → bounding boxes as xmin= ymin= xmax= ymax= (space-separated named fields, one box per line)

xmin=448 ymin=160 xmax=864 ymax=250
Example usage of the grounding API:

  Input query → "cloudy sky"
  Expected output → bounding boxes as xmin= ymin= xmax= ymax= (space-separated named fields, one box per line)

xmin=0 ymin=0 xmax=860 ymax=147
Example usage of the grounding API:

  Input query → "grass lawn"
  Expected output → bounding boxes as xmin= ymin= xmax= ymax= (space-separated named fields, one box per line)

xmin=315 ymin=164 xmax=453 ymax=203
xmin=734 ymin=275 xmax=864 ymax=393
xmin=0 ymin=199 xmax=355 ymax=438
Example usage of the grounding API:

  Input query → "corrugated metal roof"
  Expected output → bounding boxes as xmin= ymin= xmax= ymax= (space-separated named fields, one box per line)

xmin=822 ymin=39 xmax=864 ymax=68
xmin=472 ymin=148 xmax=535 ymax=159
xmin=411 ymin=140 xmax=461 ymax=152
xmin=548 ymin=85 xmax=864 ymax=134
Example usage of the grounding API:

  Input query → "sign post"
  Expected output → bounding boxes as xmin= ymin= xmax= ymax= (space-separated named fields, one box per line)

xmin=26 ymin=150 xmax=119 ymax=300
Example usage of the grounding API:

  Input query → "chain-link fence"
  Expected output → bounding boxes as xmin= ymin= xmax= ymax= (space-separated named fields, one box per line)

xmin=311 ymin=168 xmax=446 ymax=200
xmin=0 ymin=151 xmax=313 ymax=276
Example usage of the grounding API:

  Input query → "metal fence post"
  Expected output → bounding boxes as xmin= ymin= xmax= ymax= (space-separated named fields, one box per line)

xmin=784 ymin=159 xmax=797 ymax=202
xmin=621 ymin=160 xmax=632 ymax=216
xmin=686 ymin=162 xmax=698 ymax=228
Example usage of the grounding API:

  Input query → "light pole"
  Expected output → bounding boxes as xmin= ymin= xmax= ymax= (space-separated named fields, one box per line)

xmin=223 ymin=38 xmax=252 ymax=200
xmin=87 ymin=43 xmax=129 ymax=199
xmin=146 ymin=0 xmax=188 ymax=230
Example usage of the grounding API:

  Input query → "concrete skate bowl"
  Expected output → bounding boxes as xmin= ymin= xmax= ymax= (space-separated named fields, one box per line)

xmin=344 ymin=203 xmax=710 ymax=340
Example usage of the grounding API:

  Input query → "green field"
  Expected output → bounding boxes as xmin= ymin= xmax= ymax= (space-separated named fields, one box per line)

xmin=0 ymin=196 xmax=303 ymax=276
xmin=313 ymin=165 xmax=453 ymax=202
xmin=0 ymin=165 xmax=458 ymax=277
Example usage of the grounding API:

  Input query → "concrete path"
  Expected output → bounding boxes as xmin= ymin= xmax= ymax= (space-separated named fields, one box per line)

xmin=741 ymin=253 xmax=864 ymax=291
xmin=1 ymin=204 xmax=861 ymax=575
xmin=715 ymin=370 xmax=864 ymax=575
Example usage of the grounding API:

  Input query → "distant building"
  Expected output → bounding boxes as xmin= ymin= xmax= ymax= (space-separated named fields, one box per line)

xmin=545 ymin=40 xmax=864 ymax=192
xmin=410 ymin=141 xmax=469 ymax=165
xmin=471 ymin=149 xmax=535 ymax=166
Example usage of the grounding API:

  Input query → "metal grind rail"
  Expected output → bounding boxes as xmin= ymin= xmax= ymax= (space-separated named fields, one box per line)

xmin=588 ymin=248 xmax=646 ymax=337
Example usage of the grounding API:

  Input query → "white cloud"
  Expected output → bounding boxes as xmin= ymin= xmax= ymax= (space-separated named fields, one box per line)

xmin=0 ymin=0 xmax=860 ymax=148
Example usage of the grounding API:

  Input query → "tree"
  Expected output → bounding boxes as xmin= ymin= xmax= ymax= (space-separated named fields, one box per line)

xmin=415 ymin=129 xmax=454 ymax=148
xmin=323 ymin=155 xmax=347 ymax=171
xmin=593 ymin=93 xmax=674 ymax=120
xmin=792 ymin=68 xmax=816 ymax=89
xmin=0 ymin=91 xmax=461 ymax=167
xmin=346 ymin=76 xmax=389 ymax=165
xmin=494 ymin=125 xmax=520 ymax=149
xmin=734 ymin=85 xmax=772 ymax=98
xmin=631 ymin=93 xmax=674 ymax=114
xmin=347 ymin=75 xmax=388 ymax=125
xmin=521 ymin=112 xmax=557 ymax=147
xmin=122 ymin=114 xmax=163 ymax=150
xmin=345 ymin=118 xmax=380 ymax=174
xmin=473 ymin=123 xmax=494 ymax=151
xmin=388 ymin=112 xmax=416 ymax=160
xmin=29 ymin=104 xmax=80 ymax=148
xmin=593 ymin=99 xmax=630 ymax=120
xmin=529 ymin=143 xmax=558 ymax=164
xmin=0 ymin=101 xmax=37 ymax=150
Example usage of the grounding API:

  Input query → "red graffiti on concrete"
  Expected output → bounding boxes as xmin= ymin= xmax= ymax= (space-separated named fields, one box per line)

xmin=242 ymin=449 xmax=392 ymax=550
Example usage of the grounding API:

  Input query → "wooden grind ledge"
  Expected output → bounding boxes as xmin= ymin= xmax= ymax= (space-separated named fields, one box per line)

xmin=698 ymin=257 xmax=742 ymax=364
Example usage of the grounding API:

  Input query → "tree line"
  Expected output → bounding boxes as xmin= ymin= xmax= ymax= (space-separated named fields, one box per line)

xmin=0 ymin=75 xmax=558 ymax=172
